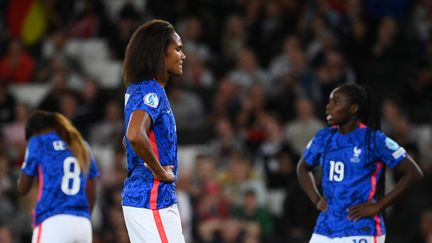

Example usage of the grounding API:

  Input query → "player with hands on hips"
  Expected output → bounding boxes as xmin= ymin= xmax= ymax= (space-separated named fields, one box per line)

xmin=297 ymin=84 xmax=423 ymax=243
xmin=122 ymin=19 xmax=186 ymax=243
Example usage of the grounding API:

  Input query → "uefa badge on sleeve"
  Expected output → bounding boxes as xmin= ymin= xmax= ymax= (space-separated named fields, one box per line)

xmin=143 ymin=93 xmax=159 ymax=108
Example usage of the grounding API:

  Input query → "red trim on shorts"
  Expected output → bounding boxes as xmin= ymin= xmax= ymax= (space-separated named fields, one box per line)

xmin=373 ymin=235 xmax=377 ymax=243
xmin=148 ymin=128 xmax=160 ymax=209
xmin=36 ymin=223 xmax=43 ymax=243
xmin=152 ymin=210 xmax=169 ymax=243
xmin=368 ymin=162 xmax=383 ymax=236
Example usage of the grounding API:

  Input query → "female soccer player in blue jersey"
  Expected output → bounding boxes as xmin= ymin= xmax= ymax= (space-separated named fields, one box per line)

xmin=121 ymin=19 xmax=186 ymax=243
xmin=297 ymin=84 xmax=423 ymax=243
xmin=18 ymin=111 xmax=99 ymax=243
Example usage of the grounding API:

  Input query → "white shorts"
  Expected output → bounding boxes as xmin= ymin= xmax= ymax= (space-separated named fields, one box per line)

xmin=310 ymin=233 xmax=386 ymax=243
xmin=123 ymin=204 xmax=185 ymax=243
xmin=32 ymin=214 xmax=92 ymax=243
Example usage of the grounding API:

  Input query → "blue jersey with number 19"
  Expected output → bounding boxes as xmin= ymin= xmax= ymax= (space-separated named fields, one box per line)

xmin=304 ymin=125 xmax=407 ymax=238
xmin=21 ymin=132 xmax=99 ymax=227
xmin=122 ymin=79 xmax=178 ymax=209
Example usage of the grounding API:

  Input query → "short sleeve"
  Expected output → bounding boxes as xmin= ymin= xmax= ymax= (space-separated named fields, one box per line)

xmin=21 ymin=138 xmax=40 ymax=176
xmin=375 ymin=131 xmax=407 ymax=169
xmin=303 ymin=128 xmax=330 ymax=167
xmin=128 ymin=85 xmax=163 ymax=125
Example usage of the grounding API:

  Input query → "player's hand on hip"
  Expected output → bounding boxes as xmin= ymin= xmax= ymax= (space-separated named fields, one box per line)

xmin=157 ymin=165 xmax=175 ymax=182
xmin=348 ymin=201 xmax=381 ymax=221
xmin=316 ymin=197 xmax=328 ymax=212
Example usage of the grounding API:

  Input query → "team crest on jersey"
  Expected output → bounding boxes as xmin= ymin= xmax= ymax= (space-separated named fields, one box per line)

xmin=143 ymin=93 xmax=159 ymax=108
xmin=385 ymin=137 xmax=399 ymax=150
xmin=350 ymin=146 xmax=362 ymax=163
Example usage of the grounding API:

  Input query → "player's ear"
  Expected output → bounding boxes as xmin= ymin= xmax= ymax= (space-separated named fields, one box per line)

xmin=350 ymin=104 xmax=359 ymax=115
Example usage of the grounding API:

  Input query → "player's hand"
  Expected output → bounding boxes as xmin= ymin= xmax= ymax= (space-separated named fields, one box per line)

xmin=348 ymin=201 xmax=381 ymax=221
xmin=157 ymin=165 xmax=175 ymax=182
xmin=316 ymin=197 xmax=328 ymax=211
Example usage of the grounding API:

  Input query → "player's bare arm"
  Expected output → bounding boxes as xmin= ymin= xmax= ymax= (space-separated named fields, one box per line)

xmin=126 ymin=109 xmax=174 ymax=182
xmin=17 ymin=173 xmax=33 ymax=195
xmin=86 ymin=178 xmax=97 ymax=213
xmin=297 ymin=158 xmax=327 ymax=211
xmin=348 ymin=155 xmax=423 ymax=221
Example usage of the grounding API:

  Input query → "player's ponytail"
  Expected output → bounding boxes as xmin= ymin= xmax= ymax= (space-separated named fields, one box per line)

xmin=25 ymin=111 xmax=90 ymax=173
xmin=360 ymin=85 xmax=386 ymax=203
xmin=339 ymin=84 xmax=385 ymax=201
xmin=53 ymin=113 xmax=90 ymax=173
xmin=361 ymin=85 xmax=381 ymax=131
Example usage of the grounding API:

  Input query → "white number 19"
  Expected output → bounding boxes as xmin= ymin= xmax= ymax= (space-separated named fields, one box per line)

xmin=329 ymin=160 xmax=344 ymax=182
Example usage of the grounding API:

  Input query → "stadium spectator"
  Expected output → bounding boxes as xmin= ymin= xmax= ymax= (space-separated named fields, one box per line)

xmin=0 ymin=39 xmax=35 ymax=84
xmin=285 ymin=97 xmax=325 ymax=155
xmin=0 ymin=85 xmax=16 ymax=125
xmin=3 ymin=103 xmax=28 ymax=163
xmin=232 ymin=189 xmax=274 ymax=241
xmin=89 ymin=99 xmax=123 ymax=147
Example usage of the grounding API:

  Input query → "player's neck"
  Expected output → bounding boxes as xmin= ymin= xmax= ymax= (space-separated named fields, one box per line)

xmin=157 ymin=73 xmax=169 ymax=87
xmin=338 ymin=119 xmax=360 ymax=134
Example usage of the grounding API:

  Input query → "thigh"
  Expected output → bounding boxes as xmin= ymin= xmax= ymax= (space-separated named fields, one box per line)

xmin=70 ymin=215 xmax=92 ymax=243
xmin=123 ymin=206 xmax=163 ymax=243
xmin=123 ymin=205 xmax=185 ymax=243
xmin=32 ymin=215 xmax=92 ymax=243
xmin=159 ymin=204 xmax=185 ymax=243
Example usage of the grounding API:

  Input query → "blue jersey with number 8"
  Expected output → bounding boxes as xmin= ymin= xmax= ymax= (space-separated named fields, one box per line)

xmin=21 ymin=132 xmax=99 ymax=226
xmin=304 ymin=126 xmax=407 ymax=238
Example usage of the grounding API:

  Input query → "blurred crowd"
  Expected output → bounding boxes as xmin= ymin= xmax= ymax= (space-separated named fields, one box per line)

xmin=1 ymin=0 xmax=432 ymax=242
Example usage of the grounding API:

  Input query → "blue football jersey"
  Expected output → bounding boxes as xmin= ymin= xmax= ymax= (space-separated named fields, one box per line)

xmin=21 ymin=132 xmax=99 ymax=226
xmin=304 ymin=126 xmax=407 ymax=238
xmin=123 ymin=79 xmax=178 ymax=209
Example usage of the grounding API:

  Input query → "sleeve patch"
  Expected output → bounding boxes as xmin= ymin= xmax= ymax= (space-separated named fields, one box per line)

xmin=143 ymin=93 xmax=159 ymax=108
xmin=385 ymin=137 xmax=399 ymax=150
xmin=392 ymin=147 xmax=406 ymax=159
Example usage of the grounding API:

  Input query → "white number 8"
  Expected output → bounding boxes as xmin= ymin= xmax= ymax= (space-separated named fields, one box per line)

xmin=61 ymin=157 xmax=81 ymax=195
xmin=329 ymin=160 xmax=344 ymax=182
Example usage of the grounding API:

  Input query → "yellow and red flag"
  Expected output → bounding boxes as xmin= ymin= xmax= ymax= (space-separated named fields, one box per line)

xmin=6 ymin=0 xmax=47 ymax=45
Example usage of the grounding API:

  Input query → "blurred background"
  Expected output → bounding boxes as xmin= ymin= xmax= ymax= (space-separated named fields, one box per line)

xmin=0 ymin=0 xmax=432 ymax=242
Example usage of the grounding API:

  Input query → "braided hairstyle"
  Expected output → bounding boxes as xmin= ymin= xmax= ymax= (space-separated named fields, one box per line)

xmin=337 ymin=84 xmax=384 ymax=200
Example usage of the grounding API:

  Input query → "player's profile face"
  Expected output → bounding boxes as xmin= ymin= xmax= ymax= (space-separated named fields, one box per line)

xmin=165 ymin=32 xmax=186 ymax=76
xmin=326 ymin=88 xmax=352 ymax=125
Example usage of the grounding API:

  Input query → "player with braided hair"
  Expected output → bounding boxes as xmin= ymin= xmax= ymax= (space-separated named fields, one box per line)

xmin=297 ymin=84 xmax=423 ymax=243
